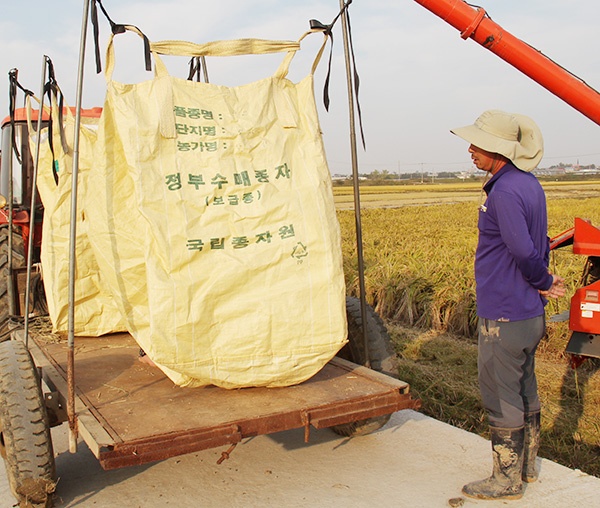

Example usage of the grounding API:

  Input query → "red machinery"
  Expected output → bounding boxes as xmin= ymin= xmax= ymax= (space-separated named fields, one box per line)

xmin=414 ymin=0 xmax=600 ymax=124
xmin=550 ymin=218 xmax=600 ymax=361
xmin=0 ymin=105 xmax=102 ymax=322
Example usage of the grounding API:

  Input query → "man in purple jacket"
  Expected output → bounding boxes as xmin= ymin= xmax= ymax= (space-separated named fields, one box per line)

xmin=451 ymin=110 xmax=565 ymax=501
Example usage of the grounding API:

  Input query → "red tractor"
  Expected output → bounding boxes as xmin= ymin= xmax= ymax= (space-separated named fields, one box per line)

xmin=0 ymin=105 xmax=45 ymax=328
xmin=0 ymin=62 xmax=105 ymax=332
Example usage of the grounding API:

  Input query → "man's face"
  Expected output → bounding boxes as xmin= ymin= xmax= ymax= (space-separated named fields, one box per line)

xmin=468 ymin=144 xmax=498 ymax=172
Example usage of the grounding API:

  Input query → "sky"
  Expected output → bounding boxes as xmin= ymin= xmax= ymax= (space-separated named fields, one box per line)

xmin=0 ymin=0 xmax=598 ymax=175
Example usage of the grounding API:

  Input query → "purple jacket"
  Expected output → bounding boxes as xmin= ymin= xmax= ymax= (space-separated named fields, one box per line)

xmin=475 ymin=163 xmax=552 ymax=321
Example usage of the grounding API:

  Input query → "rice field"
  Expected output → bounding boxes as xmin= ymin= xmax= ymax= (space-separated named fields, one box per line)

xmin=336 ymin=182 xmax=600 ymax=333
xmin=336 ymin=182 xmax=600 ymax=477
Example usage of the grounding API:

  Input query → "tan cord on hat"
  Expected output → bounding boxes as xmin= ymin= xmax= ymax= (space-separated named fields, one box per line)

xmin=478 ymin=172 xmax=491 ymax=212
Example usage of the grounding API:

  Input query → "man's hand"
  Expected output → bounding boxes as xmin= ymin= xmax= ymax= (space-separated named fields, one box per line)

xmin=539 ymin=274 xmax=566 ymax=299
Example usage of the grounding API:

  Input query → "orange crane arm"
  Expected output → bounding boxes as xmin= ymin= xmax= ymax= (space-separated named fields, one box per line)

xmin=414 ymin=0 xmax=600 ymax=125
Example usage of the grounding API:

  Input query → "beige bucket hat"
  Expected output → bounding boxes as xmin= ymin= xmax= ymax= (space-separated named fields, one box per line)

xmin=451 ymin=109 xmax=544 ymax=172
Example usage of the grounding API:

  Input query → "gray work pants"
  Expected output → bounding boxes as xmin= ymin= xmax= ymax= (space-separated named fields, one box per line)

xmin=477 ymin=315 xmax=545 ymax=428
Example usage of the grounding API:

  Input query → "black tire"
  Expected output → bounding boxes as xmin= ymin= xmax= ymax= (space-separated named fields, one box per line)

xmin=0 ymin=339 xmax=56 ymax=507
xmin=0 ymin=226 xmax=26 ymax=327
xmin=331 ymin=296 xmax=397 ymax=437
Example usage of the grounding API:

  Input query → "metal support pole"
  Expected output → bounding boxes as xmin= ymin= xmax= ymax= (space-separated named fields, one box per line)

xmin=23 ymin=57 xmax=49 ymax=347
xmin=339 ymin=0 xmax=370 ymax=368
xmin=201 ymin=56 xmax=209 ymax=83
xmin=67 ymin=0 xmax=91 ymax=454
xmin=6 ymin=76 xmax=15 ymax=319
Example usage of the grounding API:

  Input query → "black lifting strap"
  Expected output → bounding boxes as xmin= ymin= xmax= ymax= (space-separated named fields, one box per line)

xmin=187 ymin=57 xmax=202 ymax=82
xmin=8 ymin=68 xmax=34 ymax=166
xmin=43 ymin=57 xmax=70 ymax=185
xmin=310 ymin=0 xmax=365 ymax=149
xmin=91 ymin=0 xmax=152 ymax=74
xmin=187 ymin=57 xmax=210 ymax=83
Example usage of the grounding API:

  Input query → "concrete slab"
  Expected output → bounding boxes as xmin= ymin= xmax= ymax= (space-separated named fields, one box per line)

xmin=1 ymin=410 xmax=598 ymax=507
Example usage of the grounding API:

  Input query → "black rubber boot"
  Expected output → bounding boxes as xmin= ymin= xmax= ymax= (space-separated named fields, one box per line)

xmin=522 ymin=411 xmax=541 ymax=483
xmin=462 ymin=426 xmax=525 ymax=500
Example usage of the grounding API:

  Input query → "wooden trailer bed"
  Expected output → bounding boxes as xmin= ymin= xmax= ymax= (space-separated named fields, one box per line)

xmin=21 ymin=330 xmax=419 ymax=470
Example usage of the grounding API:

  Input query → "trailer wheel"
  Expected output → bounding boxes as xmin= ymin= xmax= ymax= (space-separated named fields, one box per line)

xmin=0 ymin=226 xmax=26 ymax=330
xmin=0 ymin=339 xmax=56 ymax=507
xmin=331 ymin=296 xmax=397 ymax=437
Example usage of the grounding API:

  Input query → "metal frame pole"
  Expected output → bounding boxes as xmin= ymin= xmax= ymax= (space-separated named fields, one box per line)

xmin=23 ymin=57 xmax=49 ymax=347
xmin=67 ymin=0 xmax=91 ymax=454
xmin=339 ymin=0 xmax=370 ymax=367
xmin=6 ymin=75 xmax=15 ymax=319
xmin=201 ymin=56 xmax=209 ymax=83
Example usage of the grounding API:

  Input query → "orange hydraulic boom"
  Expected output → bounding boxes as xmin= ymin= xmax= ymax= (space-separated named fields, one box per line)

xmin=414 ymin=0 xmax=600 ymax=126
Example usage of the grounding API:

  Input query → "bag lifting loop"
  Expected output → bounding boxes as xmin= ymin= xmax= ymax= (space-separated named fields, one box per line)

xmin=91 ymin=0 xmax=152 ymax=73
xmin=104 ymin=25 xmax=171 ymax=84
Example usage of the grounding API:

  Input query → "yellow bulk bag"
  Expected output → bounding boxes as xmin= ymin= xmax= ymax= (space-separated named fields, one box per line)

xmin=85 ymin=27 xmax=347 ymax=388
xmin=30 ymin=98 xmax=127 ymax=336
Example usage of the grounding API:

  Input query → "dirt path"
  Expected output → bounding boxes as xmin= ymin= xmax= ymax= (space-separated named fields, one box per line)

xmin=333 ymin=183 xmax=600 ymax=210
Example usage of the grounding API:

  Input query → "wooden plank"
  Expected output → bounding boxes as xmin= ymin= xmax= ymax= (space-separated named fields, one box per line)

xmin=331 ymin=356 xmax=410 ymax=390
